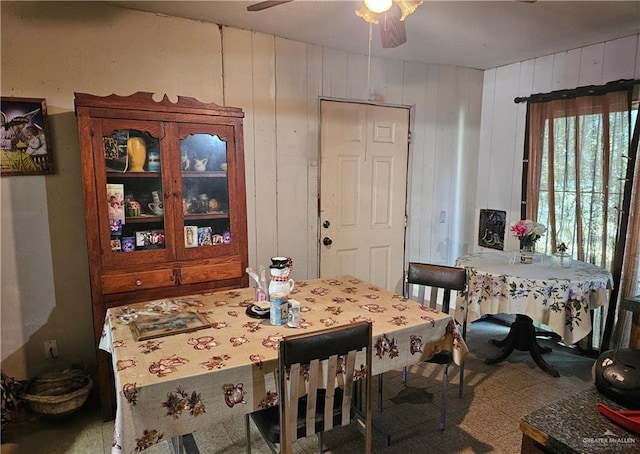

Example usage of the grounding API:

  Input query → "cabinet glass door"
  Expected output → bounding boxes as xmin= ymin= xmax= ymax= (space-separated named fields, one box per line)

xmin=179 ymin=131 xmax=231 ymax=253
xmin=97 ymin=119 xmax=170 ymax=264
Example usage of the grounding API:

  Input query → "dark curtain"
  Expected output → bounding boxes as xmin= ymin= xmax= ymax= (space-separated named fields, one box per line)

xmin=522 ymin=80 xmax=639 ymax=350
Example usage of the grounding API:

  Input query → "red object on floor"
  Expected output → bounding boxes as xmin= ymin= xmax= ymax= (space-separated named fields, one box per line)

xmin=596 ymin=403 xmax=640 ymax=435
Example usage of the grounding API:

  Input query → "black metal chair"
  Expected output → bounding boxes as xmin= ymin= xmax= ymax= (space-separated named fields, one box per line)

xmin=378 ymin=262 xmax=467 ymax=430
xmin=246 ymin=321 xmax=373 ymax=454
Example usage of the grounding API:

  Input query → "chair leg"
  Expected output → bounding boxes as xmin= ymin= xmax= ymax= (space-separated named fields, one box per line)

xmin=377 ymin=374 xmax=383 ymax=412
xmin=440 ymin=364 xmax=448 ymax=431
xmin=459 ymin=316 xmax=467 ymax=398
xmin=170 ymin=436 xmax=182 ymax=454
xmin=318 ymin=431 xmax=324 ymax=453
xmin=245 ymin=414 xmax=251 ymax=454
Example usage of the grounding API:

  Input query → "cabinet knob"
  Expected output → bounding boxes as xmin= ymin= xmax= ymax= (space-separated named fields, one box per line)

xmin=135 ymin=280 xmax=142 ymax=286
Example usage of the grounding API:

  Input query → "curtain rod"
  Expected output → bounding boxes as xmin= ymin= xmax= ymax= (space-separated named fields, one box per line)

xmin=514 ymin=79 xmax=639 ymax=104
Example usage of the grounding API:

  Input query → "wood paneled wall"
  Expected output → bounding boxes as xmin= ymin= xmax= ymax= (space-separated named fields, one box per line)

xmin=222 ymin=27 xmax=484 ymax=284
xmin=477 ymin=34 xmax=640 ymax=347
xmin=476 ymin=34 xmax=640 ymax=252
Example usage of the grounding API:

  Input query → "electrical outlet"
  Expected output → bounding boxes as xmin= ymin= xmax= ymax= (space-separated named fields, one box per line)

xmin=44 ymin=340 xmax=58 ymax=359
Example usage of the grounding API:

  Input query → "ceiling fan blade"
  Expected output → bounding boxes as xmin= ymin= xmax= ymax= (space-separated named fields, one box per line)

xmin=380 ymin=5 xmax=407 ymax=48
xmin=247 ymin=1 xmax=293 ymax=12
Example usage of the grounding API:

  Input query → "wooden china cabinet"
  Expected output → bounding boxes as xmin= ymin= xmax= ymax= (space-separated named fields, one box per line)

xmin=74 ymin=92 xmax=249 ymax=420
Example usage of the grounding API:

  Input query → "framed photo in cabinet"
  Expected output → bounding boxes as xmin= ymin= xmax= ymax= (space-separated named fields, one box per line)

xmin=184 ymin=226 xmax=198 ymax=248
xmin=1 ymin=97 xmax=55 ymax=176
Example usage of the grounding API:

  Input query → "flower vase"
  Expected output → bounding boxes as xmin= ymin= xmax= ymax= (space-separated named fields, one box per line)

xmin=520 ymin=244 xmax=534 ymax=264
xmin=127 ymin=137 xmax=147 ymax=172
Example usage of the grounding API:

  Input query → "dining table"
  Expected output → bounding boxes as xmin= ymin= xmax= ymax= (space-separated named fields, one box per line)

xmin=454 ymin=251 xmax=613 ymax=377
xmin=99 ymin=275 xmax=468 ymax=453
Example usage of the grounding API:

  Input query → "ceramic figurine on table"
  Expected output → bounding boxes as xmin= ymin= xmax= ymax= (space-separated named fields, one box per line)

xmin=268 ymin=256 xmax=294 ymax=298
xmin=553 ymin=242 xmax=572 ymax=268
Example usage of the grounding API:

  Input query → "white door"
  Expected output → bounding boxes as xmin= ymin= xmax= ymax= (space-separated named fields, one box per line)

xmin=319 ymin=100 xmax=409 ymax=293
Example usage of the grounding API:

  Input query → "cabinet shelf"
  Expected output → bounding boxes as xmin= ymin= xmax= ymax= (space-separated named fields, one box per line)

xmin=182 ymin=171 xmax=228 ymax=178
xmin=125 ymin=215 xmax=163 ymax=223
xmin=107 ymin=171 xmax=161 ymax=178
xmin=184 ymin=212 xmax=229 ymax=221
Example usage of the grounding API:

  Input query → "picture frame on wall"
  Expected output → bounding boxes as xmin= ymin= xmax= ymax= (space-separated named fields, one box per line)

xmin=478 ymin=209 xmax=506 ymax=250
xmin=1 ymin=97 xmax=55 ymax=176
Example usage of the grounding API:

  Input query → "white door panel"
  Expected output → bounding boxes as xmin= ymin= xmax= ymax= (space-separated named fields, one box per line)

xmin=320 ymin=101 xmax=409 ymax=293
xmin=372 ymin=157 xmax=393 ymax=227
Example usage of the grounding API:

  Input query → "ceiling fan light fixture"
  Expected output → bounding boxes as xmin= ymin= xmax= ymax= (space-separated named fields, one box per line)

xmin=396 ymin=0 xmax=423 ymax=21
xmin=355 ymin=5 xmax=380 ymax=24
xmin=364 ymin=0 xmax=393 ymax=14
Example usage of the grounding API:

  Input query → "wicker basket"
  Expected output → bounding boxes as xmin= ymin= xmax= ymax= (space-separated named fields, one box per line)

xmin=20 ymin=368 xmax=92 ymax=417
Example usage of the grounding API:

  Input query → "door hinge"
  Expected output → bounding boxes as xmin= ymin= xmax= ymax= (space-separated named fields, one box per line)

xmin=403 ymin=215 xmax=408 ymax=227
xmin=407 ymin=130 xmax=411 ymax=145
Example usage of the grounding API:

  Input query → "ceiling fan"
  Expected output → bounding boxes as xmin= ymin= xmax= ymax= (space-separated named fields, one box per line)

xmin=247 ymin=1 xmax=293 ymax=12
xmin=247 ymin=0 xmax=423 ymax=49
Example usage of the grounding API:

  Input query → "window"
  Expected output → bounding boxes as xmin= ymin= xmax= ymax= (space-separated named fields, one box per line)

xmin=534 ymin=99 xmax=636 ymax=267
xmin=523 ymin=81 xmax=640 ymax=350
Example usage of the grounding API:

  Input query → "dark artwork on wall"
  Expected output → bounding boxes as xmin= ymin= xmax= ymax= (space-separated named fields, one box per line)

xmin=1 ymin=97 xmax=55 ymax=176
xmin=478 ymin=209 xmax=506 ymax=250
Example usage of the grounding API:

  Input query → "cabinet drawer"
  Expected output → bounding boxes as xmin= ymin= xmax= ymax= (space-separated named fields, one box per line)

xmin=102 ymin=269 xmax=176 ymax=294
xmin=180 ymin=259 xmax=243 ymax=285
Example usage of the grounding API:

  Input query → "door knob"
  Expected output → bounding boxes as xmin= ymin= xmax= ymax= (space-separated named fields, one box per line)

xmin=323 ymin=220 xmax=330 ymax=229
xmin=323 ymin=237 xmax=332 ymax=246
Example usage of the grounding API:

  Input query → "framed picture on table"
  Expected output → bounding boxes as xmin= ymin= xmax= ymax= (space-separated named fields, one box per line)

xmin=1 ymin=97 xmax=55 ymax=176
xmin=130 ymin=311 xmax=210 ymax=341
xmin=478 ymin=209 xmax=506 ymax=250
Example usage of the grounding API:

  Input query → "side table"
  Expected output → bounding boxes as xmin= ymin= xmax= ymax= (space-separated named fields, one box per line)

xmin=520 ymin=387 xmax=639 ymax=453
xmin=625 ymin=294 xmax=640 ymax=313
xmin=624 ymin=295 xmax=640 ymax=349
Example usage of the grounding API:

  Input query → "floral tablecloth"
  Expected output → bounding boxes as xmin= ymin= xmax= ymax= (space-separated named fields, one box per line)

xmin=454 ymin=252 xmax=613 ymax=344
xmin=100 ymin=276 xmax=467 ymax=453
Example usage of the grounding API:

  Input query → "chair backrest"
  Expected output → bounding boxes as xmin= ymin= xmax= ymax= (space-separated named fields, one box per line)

xmin=278 ymin=321 xmax=372 ymax=453
xmin=405 ymin=262 xmax=467 ymax=314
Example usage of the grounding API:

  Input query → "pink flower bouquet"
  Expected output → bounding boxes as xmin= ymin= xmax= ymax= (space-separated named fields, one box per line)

xmin=510 ymin=219 xmax=546 ymax=248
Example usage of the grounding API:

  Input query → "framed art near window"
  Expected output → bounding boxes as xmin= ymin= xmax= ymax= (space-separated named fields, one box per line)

xmin=1 ymin=97 xmax=54 ymax=176
xmin=478 ymin=209 xmax=506 ymax=250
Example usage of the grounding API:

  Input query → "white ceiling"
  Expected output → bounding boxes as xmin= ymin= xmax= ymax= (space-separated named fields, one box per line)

xmin=108 ymin=1 xmax=640 ymax=70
